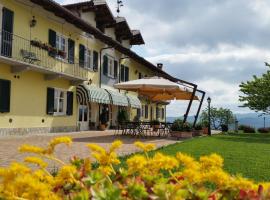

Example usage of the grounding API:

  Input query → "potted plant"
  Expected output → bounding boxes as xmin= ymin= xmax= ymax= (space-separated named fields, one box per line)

xmin=99 ymin=110 xmax=109 ymax=131
xmin=151 ymin=120 xmax=160 ymax=131
xmin=117 ymin=109 xmax=129 ymax=125
xmin=170 ymin=119 xmax=192 ymax=139
xmin=58 ymin=50 xmax=66 ymax=58
xmin=201 ymin=120 xmax=209 ymax=135
xmin=193 ymin=123 xmax=203 ymax=136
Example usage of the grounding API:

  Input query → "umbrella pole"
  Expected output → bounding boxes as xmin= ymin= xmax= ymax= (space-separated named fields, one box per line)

xmin=193 ymin=90 xmax=205 ymax=127
xmin=183 ymin=85 xmax=197 ymax=123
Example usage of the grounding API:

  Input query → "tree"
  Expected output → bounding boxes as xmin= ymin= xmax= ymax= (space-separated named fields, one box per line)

xmin=239 ymin=65 xmax=270 ymax=114
xmin=200 ymin=107 xmax=235 ymax=130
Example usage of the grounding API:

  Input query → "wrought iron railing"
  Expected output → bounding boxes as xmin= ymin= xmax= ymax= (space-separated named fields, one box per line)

xmin=0 ymin=30 xmax=88 ymax=80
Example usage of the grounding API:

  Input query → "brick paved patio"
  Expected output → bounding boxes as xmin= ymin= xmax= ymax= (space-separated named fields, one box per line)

xmin=0 ymin=130 xmax=180 ymax=169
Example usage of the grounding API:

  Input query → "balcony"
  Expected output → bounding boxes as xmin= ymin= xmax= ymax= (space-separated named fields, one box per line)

xmin=0 ymin=30 xmax=88 ymax=84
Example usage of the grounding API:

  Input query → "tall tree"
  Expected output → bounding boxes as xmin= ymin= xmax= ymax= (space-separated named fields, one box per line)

xmin=200 ymin=107 xmax=235 ymax=130
xmin=239 ymin=64 xmax=270 ymax=114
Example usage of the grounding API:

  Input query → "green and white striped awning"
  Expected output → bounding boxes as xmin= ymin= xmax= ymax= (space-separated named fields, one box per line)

xmin=77 ymin=84 xmax=111 ymax=105
xmin=106 ymin=89 xmax=129 ymax=107
xmin=127 ymin=95 xmax=142 ymax=109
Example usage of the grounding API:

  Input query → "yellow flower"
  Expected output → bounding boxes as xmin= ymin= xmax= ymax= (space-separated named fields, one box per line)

xmin=134 ymin=141 xmax=156 ymax=152
xmin=203 ymin=169 xmax=230 ymax=187
xmin=19 ymin=144 xmax=46 ymax=154
xmin=54 ymin=165 xmax=77 ymax=186
xmin=200 ymin=153 xmax=223 ymax=171
xmin=99 ymin=166 xmax=114 ymax=176
xmin=109 ymin=140 xmax=123 ymax=152
xmin=151 ymin=153 xmax=179 ymax=171
xmin=176 ymin=153 xmax=200 ymax=170
xmin=87 ymin=144 xmax=106 ymax=154
xmin=24 ymin=157 xmax=48 ymax=168
xmin=231 ymin=176 xmax=255 ymax=190
xmin=126 ymin=155 xmax=147 ymax=174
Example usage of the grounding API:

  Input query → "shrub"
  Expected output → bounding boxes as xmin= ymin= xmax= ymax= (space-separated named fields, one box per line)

xmin=258 ymin=127 xmax=270 ymax=133
xmin=171 ymin=119 xmax=192 ymax=132
xmin=221 ymin=124 xmax=229 ymax=132
xmin=238 ymin=124 xmax=256 ymax=133
xmin=151 ymin=119 xmax=160 ymax=125
xmin=194 ymin=123 xmax=203 ymax=130
xmin=117 ymin=109 xmax=129 ymax=124
xmin=2 ymin=137 xmax=270 ymax=199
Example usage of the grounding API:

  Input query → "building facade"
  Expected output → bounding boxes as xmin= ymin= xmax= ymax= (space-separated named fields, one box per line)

xmin=0 ymin=0 xmax=174 ymax=135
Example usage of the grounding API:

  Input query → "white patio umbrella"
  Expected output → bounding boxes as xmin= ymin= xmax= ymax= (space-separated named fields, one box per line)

xmin=114 ymin=77 xmax=199 ymax=101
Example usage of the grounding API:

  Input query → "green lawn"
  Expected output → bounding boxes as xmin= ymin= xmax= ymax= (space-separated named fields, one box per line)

xmin=131 ymin=133 xmax=270 ymax=182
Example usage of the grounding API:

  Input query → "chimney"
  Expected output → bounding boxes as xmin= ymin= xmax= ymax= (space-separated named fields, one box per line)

xmin=157 ymin=63 xmax=163 ymax=70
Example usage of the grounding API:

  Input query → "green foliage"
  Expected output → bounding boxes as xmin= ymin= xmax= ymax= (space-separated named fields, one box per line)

xmin=171 ymin=119 xmax=192 ymax=132
xmin=239 ymin=66 xmax=270 ymax=114
xmin=200 ymin=107 xmax=235 ymax=130
xmin=238 ymin=125 xmax=256 ymax=133
xmin=151 ymin=120 xmax=160 ymax=125
xmin=117 ymin=109 xmax=129 ymax=124
xmin=194 ymin=123 xmax=203 ymax=130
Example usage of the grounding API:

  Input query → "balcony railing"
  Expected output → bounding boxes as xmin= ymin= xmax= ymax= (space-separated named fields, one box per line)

xmin=0 ymin=30 xmax=88 ymax=81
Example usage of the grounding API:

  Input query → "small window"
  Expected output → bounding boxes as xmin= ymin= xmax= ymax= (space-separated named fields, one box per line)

xmin=141 ymin=105 xmax=145 ymax=118
xmin=138 ymin=72 xmax=142 ymax=79
xmin=54 ymin=89 xmax=67 ymax=115
xmin=156 ymin=107 xmax=160 ymax=119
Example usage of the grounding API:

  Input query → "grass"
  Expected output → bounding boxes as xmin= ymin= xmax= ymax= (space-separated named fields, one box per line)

xmin=123 ymin=133 xmax=270 ymax=182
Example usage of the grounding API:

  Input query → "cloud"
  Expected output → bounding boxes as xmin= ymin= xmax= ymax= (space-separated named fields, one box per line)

xmin=56 ymin=0 xmax=270 ymax=116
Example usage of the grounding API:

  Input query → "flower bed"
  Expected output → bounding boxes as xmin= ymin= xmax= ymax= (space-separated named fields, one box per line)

xmin=0 ymin=137 xmax=269 ymax=199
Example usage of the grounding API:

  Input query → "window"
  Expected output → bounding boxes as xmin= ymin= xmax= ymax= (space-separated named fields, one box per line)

xmin=156 ymin=107 xmax=160 ymax=119
xmin=162 ymin=108 xmax=165 ymax=119
xmin=141 ymin=105 xmax=145 ymax=118
xmin=0 ymin=79 xmax=11 ymax=113
xmin=84 ymin=48 xmax=92 ymax=69
xmin=138 ymin=72 xmax=143 ymax=79
xmin=108 ymin=57 xmax=114 ymax=77
xmin=145 ymin=105 xmax=149 ymax=119
xmin=120 ymin=65 xmax=129 ymax=82
xmin=54 ymin=89 xmax=66 ymax=115
xmin=56 ymin=33 xmax=68 ymax=59
xmin=136 ymin=108 xmax=141 ymax=118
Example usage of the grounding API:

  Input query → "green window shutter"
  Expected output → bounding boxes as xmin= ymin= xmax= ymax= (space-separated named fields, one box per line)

xmin=125 ymin=67 xmax=129 ymax=82
xmin=46 ymin=88 xmax=54 ymax=115
xmin=2 ymin=8 xmax=14 ymax=57
xmin=48 ymin=29 xmax=56 ymax=47
xmin=48 ymin=29 xmax=56 ymax=57
xmin=68 ymin=39 xmax=75 ymax=64
xmin=66 ymin=91 xmax=74 ymax=116
xmin=0 ymin=79 xmax=11 ymax=113
xmin=103 ymin=55 xmax=108 ymax=75
xmin=79 ymin=44 xmax=85 ymax=67
xmin=114 ymin=60 xmax=118 ymax=78
xmin=93 ymin=50 xmax=99 ymax=71
xmin=120 ymin=65 xmax=125 ymax=82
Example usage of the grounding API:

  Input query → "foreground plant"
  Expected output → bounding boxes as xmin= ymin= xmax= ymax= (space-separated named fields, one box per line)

xmin=0 ymin=137 xmax=269 ymax=199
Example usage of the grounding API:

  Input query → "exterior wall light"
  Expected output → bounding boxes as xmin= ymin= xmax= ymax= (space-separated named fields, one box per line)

xmin=30 ymin=16 xmax=37 ymax=28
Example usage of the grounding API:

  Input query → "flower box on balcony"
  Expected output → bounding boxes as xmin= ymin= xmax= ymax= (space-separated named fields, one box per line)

xmin=58 ymin=50 xmax=66 ymax=58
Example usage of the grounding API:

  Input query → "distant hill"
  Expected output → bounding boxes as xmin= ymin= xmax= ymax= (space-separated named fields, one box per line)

xmin=167 ymin=113 xmax=269 ymax=129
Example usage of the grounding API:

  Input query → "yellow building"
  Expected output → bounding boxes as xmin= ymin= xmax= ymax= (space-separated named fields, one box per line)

xmin=0 ymin=0 xmax=177 ymax=135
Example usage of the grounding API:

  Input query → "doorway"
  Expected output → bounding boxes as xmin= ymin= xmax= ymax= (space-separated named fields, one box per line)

xmin=78 ymin=105 xmax=89 ymax=131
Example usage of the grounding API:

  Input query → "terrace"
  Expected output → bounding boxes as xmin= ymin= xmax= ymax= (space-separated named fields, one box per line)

xmin=0 ymin=30 xmax=88 ymax=84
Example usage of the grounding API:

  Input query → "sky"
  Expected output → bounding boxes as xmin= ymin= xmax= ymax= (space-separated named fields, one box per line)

xmin=57 ymin=0 xmax=270 ymax=117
